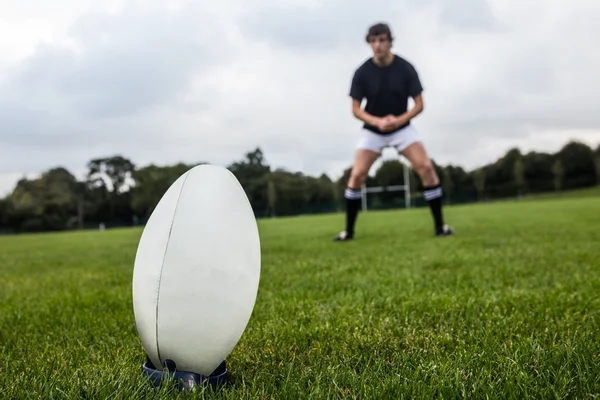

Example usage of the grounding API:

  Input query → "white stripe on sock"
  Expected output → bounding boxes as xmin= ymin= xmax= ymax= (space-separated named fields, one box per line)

xmin=423 ymin=187 xmax=442 ymax=201
xmin=344 ymin=188 xmax=362 ymax=200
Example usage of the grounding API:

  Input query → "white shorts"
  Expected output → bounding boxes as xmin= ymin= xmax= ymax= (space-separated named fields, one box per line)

xmin=356 ymin=124 xmax=420 ymax=153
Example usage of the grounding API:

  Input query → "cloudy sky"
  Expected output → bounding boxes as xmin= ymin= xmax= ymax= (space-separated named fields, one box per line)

xmin=1 ymin=0 xmax=599 ymax=196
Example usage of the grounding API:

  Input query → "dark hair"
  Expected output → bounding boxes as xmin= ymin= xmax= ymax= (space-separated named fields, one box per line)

xmin=365 ymin=23 xmax=393 ymax=43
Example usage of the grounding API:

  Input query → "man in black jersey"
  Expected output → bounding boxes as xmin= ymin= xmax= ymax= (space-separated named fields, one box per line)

xmin=334 ymin=22 xmax=453 ymax=241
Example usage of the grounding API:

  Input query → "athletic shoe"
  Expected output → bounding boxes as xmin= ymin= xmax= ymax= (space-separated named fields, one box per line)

xmin=436 ymin=224 xmax=454 ymax=237
xmin=333 ymin=230 xmax=354 ymax=241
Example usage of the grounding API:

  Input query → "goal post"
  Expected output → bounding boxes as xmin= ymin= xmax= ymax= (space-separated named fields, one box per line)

xmin=360 ymin=151 xmax=412 ymax=212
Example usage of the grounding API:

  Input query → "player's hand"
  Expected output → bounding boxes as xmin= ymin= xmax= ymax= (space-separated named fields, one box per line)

xmin=385 ymin=114 xmax=409 ymax=131
xmin=376 ymin=116 xmax=397 ymax=132
xmin=374 ymin=115 xmax=395 ymax=132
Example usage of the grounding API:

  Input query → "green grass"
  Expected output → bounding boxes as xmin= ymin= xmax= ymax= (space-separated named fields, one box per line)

xmin=520 ymin=185 xmax=600 ymax=201
xmin=1 ymin=194 xmax=599 ymax=399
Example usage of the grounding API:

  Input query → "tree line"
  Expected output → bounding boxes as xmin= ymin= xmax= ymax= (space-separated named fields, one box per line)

xmin=0 ymin=141 xmax=599 ymax=234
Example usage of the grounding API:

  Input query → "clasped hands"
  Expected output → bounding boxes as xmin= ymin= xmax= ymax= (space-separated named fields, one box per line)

xmin=374 ymin=113 xmax=409 ymax=132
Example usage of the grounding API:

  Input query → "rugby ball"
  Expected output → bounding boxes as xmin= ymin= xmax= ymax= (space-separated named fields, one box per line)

xmin=132 ymin=164 xmax=261 ymax=377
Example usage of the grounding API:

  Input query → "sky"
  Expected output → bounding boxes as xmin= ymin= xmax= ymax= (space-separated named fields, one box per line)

xmin=1 ymin=0 xmax=599 ymax=196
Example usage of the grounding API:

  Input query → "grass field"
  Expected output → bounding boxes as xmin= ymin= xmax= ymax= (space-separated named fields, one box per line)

xmin=1 ymin=193 xmax=599 ymax=399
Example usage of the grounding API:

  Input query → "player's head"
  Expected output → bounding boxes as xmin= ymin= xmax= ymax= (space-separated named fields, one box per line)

xmin=365 ymin=22 xmax=393 ymax=59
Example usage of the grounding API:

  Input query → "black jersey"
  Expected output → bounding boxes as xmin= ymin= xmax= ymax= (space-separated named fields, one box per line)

xmin=349 ymin=54 xmax=423 ymax=135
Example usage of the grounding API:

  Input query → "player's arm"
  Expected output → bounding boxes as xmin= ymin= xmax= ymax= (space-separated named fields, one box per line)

xmin=388 ymin=93 xmax=424 ymax=129
xmin=392 ymin=64 xmax=425 ymax=126
xmin=405 ymin=93 xmax=424 ymax=120
xmin=349 ymin=69 xmax=385 ymax=129
xmin=352 ymin=99 xmax=382 ymax=127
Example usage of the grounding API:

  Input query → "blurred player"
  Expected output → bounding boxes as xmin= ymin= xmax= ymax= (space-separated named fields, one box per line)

xmin=334 ymin=22 xmax=453 ymax=241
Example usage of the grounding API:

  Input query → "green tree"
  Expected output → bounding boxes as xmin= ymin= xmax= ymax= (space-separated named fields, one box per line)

xmin=130 ymin=162 xmax=199 ymax=219
xmin=86 ymin=155 xmax=136 ymax=225
xmin=267 ymin=179 xmax=277 ymax=217
xmin=87 ymin=155 xmax=135 ymax=193
xmin=227 ymin=148 xmax=271 ymax=215
xmin=552 ymin=159 xmax=564 ymax=192
xmin=513 ymin=155 xmax=527 ymax=196
xmin=482 ymin=148 xmax=521 ymax=198
xmin=443 ymin=165 xmax=471 ymax=203
xmin=522 ymin=151 xmax=554 ymax=193
xmin=594 ymin=154 xmax=600 ymax=185
xmin=474 ymin=168 xmax=486 ymax=201
xmin=5 ymin=168 xmax=80 ymax=232
xmin=442 ymin=166 xmax=454 ymax=203
xmin=556 ymin=141 xmax=595 ymax=189
xmin=0 ymin=196 xmax=7 ymax=231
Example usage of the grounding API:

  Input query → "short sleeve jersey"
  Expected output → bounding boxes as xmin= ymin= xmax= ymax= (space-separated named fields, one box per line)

xmin=349 ymin=54 xmax=423 ymax=135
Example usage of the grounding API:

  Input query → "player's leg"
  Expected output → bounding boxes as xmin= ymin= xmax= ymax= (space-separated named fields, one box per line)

xmin=394 ymin=127 xmax=453 ymax=236
xmin=334 ymin=133 xmax=381 ymax=241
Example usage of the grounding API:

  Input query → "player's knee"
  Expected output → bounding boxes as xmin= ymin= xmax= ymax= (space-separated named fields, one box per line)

xmin=415 ymin=160 xmax=435 ymax=179
xmin=348 ymin=170 xmax=367 ymax=188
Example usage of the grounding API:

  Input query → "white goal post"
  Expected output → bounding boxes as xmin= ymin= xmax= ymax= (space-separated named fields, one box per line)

xmin=360 ymin=149 xmax=412 ymax=212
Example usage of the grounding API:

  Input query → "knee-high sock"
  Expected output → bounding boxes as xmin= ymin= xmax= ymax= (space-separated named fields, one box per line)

xmin=344 ymin=187 xmax=362 ymax=235
xmin=423 ymin=185 xmax=444 ymax=231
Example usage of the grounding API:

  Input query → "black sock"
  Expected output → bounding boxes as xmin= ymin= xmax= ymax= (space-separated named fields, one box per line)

xmin=423 ymin=185 xmax=444 ymax=232
xmin=344 ymin=187 xmax=361 ymax=235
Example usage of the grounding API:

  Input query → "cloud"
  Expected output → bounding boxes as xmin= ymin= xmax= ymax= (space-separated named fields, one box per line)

xmin=236 ymin=0 xmax=501 ymax=53
xmin=0 ymin=0 xmax=599 ymax=197
xmin=0 ymin=0 xmax=241 ymax=185
xmin=4 ymin=3 xmax=230 ymax=120
xmin=438 ymin=0 xmax=500 ymax=31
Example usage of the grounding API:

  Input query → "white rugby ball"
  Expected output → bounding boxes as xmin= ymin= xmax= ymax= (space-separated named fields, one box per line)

xmin=132 ymin=164 xmax=261 ymax=377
